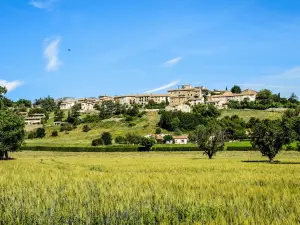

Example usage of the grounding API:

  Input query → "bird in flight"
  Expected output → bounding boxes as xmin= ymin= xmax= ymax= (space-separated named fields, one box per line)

xmin=68 ymin=49 xmax=71 ymax=51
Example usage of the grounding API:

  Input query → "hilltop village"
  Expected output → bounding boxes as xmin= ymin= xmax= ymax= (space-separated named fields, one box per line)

xmin=56 ymin=84 xmax=257 ymax=113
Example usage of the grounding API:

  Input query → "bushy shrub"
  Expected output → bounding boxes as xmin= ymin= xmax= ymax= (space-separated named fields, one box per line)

xmin=128 ymin=122 xmax=136 ymax=127
xmin=126 ymin=133 xmax=142 ymax=145
xmin=101 ymin=132 xmax=112 ymax=145
xmin=60 ymin=123 xmax=73 ymax=132
xmin=140 ymin=137 xmax=155 ymax=151
xmin=92 ymin=138 xmax=104 ymax=146
xmin=115 ymin=136 xmax=127 ymax=144
xmin=155 ymin=128 xmax=161 ymax=134
xmin=51 ymin=130 xmax=58 ymax=137
xmin=27 ymin=131 xmax=37 ymax=139
xmin=125 ymin=116 xmax=134 ymax=122
xmin=82 ymin=125 xmax=91 ymax=132
xmin=285 ymin=145 xmax=295 ymax=151
xmin=36 ymin=128 xmax=46 ymax=138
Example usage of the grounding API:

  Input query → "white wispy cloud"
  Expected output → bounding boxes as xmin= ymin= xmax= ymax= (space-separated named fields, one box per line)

xmin=163 ymin=57 xmax=183 ymax=67
xmin=145 ymin=80 xmax=180 ymax=93
xmin=44 ymin=37 xmax=62 ymax=72
xmin=29 ymin=0 xmax=57 ymax=9
xmin=270 ymin=67 xmax=300 ymax=79
xmin=0 ymin=80 xmax=23 ymax=92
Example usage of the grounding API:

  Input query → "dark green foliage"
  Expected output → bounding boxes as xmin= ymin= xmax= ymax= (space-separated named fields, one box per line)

xmin=250 ymin=119 xmax=292 ymax=162
xmin=155 ymin=128 xmax=162 ymax=134
xmin=101 ymin=132 xmax=112 ymax=145
xmin=195 ymin=121 xmax=225 ymax=159
xmin=140 ymin=137 xmax=155 ymax=151
xmin=125 ymin=133 xmax=142 ymax=145
xmin=60 ymin=123 xmax=74 ymax=132
xmin=128 ymin=122 xmax=136 ymax=127
xmin=97 ymin=100 xmax=126 ymax=120
xmin=54 ymin=108 xmax=64 ymax=122
xmin=221 ymin=115 xmax=247 ymax=141
xmin=27 ymin=131 xmax=37 ymax=139
xmin=51 ymin=131 xmax=58 ymax=137
xmin=36 ymin=128 xmax=46 ymax=138
xmin=231 ymin=85 xmax=241 ymax=94
xmin=246 ymin=117 xmax=261 ymax=129
xmin=125 ymin=116 xmax=134 ymax=122
xmin=92 ymin=138 xmax=104 ymax=146
xmin=163 ymin=135 xmax=173 ymax=143
xmin=174 ymin=128 xmax=182 ymax=135
xmin=127 ymin=104 xmax=139 ymax=117
xmin=228 ymin=89 xmax=299 ymax=110
xmin=16 ymin=99 xmax=32 ymax=108
xmin=82 ymin=125 xmax=91 ymax=132
xmin=115 ymin=136 xmax=127 ymax=144
xmin=34 ymin=96 xmax=56 ymax=112
xmin=83 ymin=114 xmax=100 ymax=123
xmin=0 ymin=109 xmax=25 ymax=159
xmin=145 ymin=100 xmax=167 ymax=109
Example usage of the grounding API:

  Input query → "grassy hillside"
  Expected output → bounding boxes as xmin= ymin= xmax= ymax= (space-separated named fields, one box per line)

xmin=25 ymin=111 xmax=164 ymax=146
xmin=1 ymin=151 xmax=300 ymax=224
xmin=25 ymin=109 xmax=285 ymax=146
xmin=220 ymin=109 xmax=283 ymax=121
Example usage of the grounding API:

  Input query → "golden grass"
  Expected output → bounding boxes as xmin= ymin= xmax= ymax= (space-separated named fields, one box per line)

xmin=1 ymin=151 xmax=300 ymax=224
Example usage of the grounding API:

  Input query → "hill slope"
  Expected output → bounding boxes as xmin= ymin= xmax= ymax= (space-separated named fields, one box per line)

xmin=25 ymin=109 xmax=284 ymax=146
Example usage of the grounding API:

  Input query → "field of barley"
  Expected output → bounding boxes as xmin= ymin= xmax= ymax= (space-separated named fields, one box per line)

xmin=1 ymin=151 xmax=300 ymax=224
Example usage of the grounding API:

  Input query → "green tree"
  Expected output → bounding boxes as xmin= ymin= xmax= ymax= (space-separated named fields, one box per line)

xmin=231 ymin=85 xmax=241 ymax=94
xmin=92 ymin=138 xmax=104 ymax=146
xmin=54 ymin=108 xmax=64 ymax=122
xmin=288 ymin=92 xmax=298 ymax=104
xmin=51 ymin=130 xmax=58 ymax=137
xmin=82 ymin=125 xmax=91 ymax=132
xmin=115 ymin=136 xmax=127 ymax=144
xmin=127 ymin=104 xmax=139 ymax=117
xmin=0 ymin=86 xmax=25 ymax=159
xmin=0 ymin=110 xmax=25 ymax=159
xmin=155 ymin=128 xmax=162 ymax=134
xmin=256 ymin=89 xmax=273 ymax=105
xmin=163 ymin=135 xmax=173 ymax=144
xmin=34 ymin=96 xmax=56 ymax=112
xmin=250 ymin=119 xmax=291 ymax=162
xmin=195 ymin=121 xmax=225 ymax=159
xmin=101 ymin=132 xmax=112 ymax=145
xmin=140 ymin=137 xmax=155 ymax=151
xmin=125 ymin=133 xmax=142 ymax=145
xmin=171 ymin=117 xmax=180 ymax=130
xmin=36 ymin=128 xmax=46 ymax=138
xmin=16 ymin=99 xmax=32 ymax=108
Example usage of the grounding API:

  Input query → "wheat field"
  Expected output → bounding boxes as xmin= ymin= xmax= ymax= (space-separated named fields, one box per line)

xmin=1 ymin=151 xmax=300 ymax=224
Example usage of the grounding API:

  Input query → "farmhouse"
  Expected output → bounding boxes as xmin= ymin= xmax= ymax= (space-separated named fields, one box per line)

xmin=173 ymin=135 xmax=189 ymax=144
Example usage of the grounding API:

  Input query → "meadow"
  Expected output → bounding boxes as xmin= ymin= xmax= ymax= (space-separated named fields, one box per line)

xmin=1 ymin=151 xmax=300 ymax=224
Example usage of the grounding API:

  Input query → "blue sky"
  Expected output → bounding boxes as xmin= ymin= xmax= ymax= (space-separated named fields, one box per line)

xmin=1 ymin=0 xmax=300 ymax=100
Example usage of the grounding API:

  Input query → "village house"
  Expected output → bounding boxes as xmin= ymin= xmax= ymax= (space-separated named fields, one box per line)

xmin=173 ymin=135 xmax=189 ymax=144
xmin=77 ymin=98 xmax=99 ymax=112
xmin=59 ymin=100 xmax=76 ymax=110
xmin=208 ymin=89 xmax=257 ymax=108
xmin=99 ymin=95 xmax=115 ymax=103
xmin=115 ymin=94 xmax=170 ymax=106
xmin=168 ymin=85 xmax=208 ymax=107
